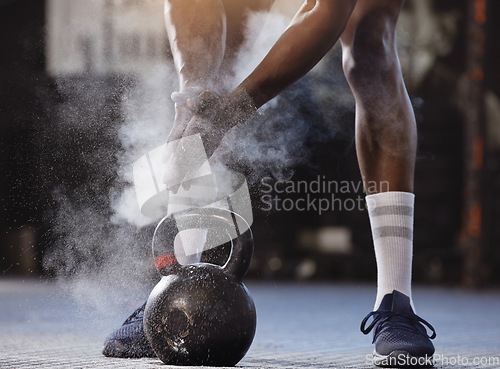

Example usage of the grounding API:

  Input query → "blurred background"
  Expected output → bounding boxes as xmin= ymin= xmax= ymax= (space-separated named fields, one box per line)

xmin=1 ymin=0 xmax=499 ymax=295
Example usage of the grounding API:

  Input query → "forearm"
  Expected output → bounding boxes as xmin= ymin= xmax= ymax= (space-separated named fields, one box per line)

xmin=232 ymin=0 xmax=356 ymax=108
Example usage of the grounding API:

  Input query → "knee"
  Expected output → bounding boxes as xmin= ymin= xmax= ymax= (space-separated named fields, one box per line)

xmin=343 ymin=40 xmax=399 ymax=92
xmin=342 ymin=17 xmax=401 ymax=91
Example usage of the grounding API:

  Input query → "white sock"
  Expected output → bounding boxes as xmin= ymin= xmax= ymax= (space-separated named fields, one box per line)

xmin=366 ymin=191 xmax=415 ymax=311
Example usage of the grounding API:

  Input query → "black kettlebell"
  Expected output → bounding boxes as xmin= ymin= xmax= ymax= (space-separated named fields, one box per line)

xmin=144 ymin=207 xmax=256 ymax=366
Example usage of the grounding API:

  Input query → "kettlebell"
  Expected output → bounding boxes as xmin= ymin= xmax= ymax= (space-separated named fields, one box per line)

xmin=144 ymin=207 xmax=256 ymax=366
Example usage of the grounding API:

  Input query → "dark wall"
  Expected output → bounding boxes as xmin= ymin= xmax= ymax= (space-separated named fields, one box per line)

xmin=0 ymin=0 xmax=44 ymax=223
xmin=0 ymin=0 xmax=48 ymax=274
xmin=1 ymin=0 xmax=499 ymax=284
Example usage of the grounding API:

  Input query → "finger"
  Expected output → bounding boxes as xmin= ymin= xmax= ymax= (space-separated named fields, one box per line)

xmin=181 ymin=178 xmax=193 ymax=192
xmin=171 ymin=87 xmax=205 ymax=105
xmin=162 ymin=135 xmax=188 ymax=191
xmin=178 ymin=134 xmax=212 ymax=193
xmin=171 ymin=91 xmax=187 ymax=105
xmin=167 ymin=116 xmax=187 ymax=143
xmin=184 ymin=123 xmax=219 ymax=160
xmin=181 ymin=167 xmax=193 ymax=191
xmin=173 ymin=104 xmax=194 ymax=127
xmin=164 ymin=133 xmax=208 ymax=193
xmin=163 ymin=150 xmax=182 ymax=194
xmin=186 ymin=91 xmax=217 ymax=115
xmin=170 ymin=184 xmax=181 ymax=194
xmin=162 ymin=110 xmax=188 ymax=164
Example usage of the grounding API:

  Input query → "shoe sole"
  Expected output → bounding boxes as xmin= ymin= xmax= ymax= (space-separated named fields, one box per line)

xmin=102 ymin=339 xmax=157 ymax=358
xmin=373 ymin=350 xmax=434 ymax=368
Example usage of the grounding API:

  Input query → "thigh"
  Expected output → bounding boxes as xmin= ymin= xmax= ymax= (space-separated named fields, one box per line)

xmin=222 ymin=0 xmax=275 ymax=52
xmin=340 ymin=0 xmax=404 ymax=48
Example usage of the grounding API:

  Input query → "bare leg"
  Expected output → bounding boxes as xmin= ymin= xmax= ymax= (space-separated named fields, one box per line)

xmin=340 ymin=0 xmax=416 ymax=194
xmin=165 ymin=0 xmax=275 ymax=90
xmin=342 ymin=6 xmax=437 ymax=353
xmin=220 ymin=0 xmax=276 ymax=76
xmin=341 ymin=0 xmax=423 ymax=317
xmin=164 ymin=0 xmax=226 ymax=136
xmin=164 ymin=0 xmax=226 ymax=91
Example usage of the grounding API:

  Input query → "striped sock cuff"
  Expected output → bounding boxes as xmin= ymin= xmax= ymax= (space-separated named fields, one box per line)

xmin=366 ymin=192 xmax=414 ymax=241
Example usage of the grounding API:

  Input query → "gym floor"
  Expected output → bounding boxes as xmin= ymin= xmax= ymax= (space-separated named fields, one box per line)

xmin=1 ymin=278 xmax=499 ymax=369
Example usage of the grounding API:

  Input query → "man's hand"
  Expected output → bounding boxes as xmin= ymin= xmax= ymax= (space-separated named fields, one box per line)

xmin=162 ymin=90 xmax=257 ymax=192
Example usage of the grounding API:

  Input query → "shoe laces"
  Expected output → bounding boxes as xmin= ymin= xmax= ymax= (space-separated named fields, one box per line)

xmin=360 ymin=310 xmax=437 ymax=343
xmin=123 ymin=303 xmax=146 ymax=325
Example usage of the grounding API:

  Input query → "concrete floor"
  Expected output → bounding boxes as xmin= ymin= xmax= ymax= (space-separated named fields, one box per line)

xmin=1 ymin=278 xmax=499 ymax=368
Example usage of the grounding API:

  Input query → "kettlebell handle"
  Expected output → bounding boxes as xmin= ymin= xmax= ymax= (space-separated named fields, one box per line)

xmin=152 ymin=207 xmax=254 ymax=281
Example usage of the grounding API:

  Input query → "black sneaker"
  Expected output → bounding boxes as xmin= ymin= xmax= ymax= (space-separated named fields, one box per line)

xmin=102 ymin=303 xmax=156 ymax=358
xmin=361 ymin=290 xmax=436 ymax=368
